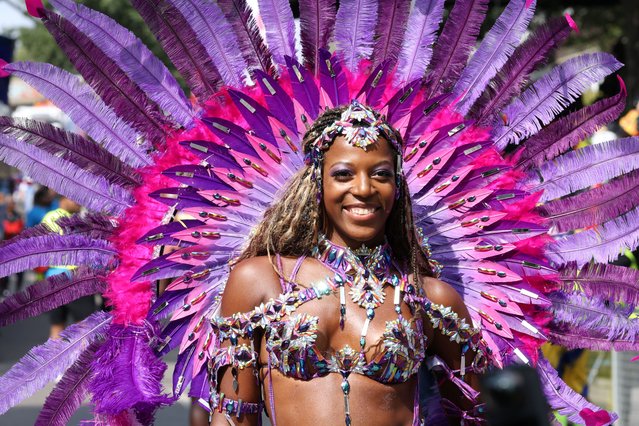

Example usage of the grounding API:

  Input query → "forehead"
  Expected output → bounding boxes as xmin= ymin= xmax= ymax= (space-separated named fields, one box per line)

xmin=323 ymin=136 xmax=395 ymax=166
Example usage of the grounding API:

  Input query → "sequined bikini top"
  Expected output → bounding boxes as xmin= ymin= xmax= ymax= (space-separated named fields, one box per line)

xmin=212 ymin=260 xmax=427 ymax=384
xmin=211 ymin=247 xmax=487 ymax=385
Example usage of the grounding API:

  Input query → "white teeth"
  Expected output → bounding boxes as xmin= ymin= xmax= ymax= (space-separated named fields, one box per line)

xmin=348 ymin=207 xmax=376 ymax=215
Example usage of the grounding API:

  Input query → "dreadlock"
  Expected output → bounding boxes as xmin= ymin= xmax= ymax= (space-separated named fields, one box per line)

xmin=237 ymin=105 xmax=434 ymax=278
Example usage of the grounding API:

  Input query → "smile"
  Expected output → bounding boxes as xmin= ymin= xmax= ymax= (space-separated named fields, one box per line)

xmin=343 ymin=205 xmax=381 ymax=218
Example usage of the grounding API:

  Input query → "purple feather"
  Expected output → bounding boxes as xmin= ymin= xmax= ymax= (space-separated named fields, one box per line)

xmin=154 ymin=317 xmax=190 ymax=355
xmin=549 ymin=292 xmax=639 ymax=351
xmin=0 ymin=135 xmax=133 ymax=214
xmin=0 ymin=267 xmax=107 ymax=327
xmin=253 ymin=69 xmax=297 ymax=131
xmin=89 ymin=323 xmax=173 ymax=417
xmin=228 ymin=89 xmax=277 ymax=143
xmin=453 ymin=0 xmax=536 ymax=115
xmin=318 ymin=49 xmax=349 ymax=107
xmin=537 ymin=357 xmax=617 ymax=425
xmin=203 ymin=117 xmax=259 ymax=158
xmin=395 ymin=0 xmax=445 ymax=85
xmin=179 ymin=140 xmax=241 ymax=168
xmin=187 ymin=368 xmax=210 ymax=400
xmin=42 ymin=9 xmax=171 ymax=146
xmin=334 ymin=0 xmax=378 ymax=72
xmin=472 ymin=16 xmax=573 ymax=123
xmin=559 ymin=262 xmax=639 ymax=306
xmin=0 ymin=116 xmax=139 ymax=188
xmin=130 ymin=0 xmax=222 ymax=100
xmin=299 ymin=0 xmax=337 ymax=73
xmin=148 ymin=187 xmax=213 ymax=210
xmin=357 ymin=61 xmax=392 ymax=108
xmin=35 ymin=341 xmax=102 ymax=426
xmin=0 ymin=234 xmax=116 ymax=278
xmin=131 ymin=252 xmax=192 ymax=282
xmin=492 ymin=52 xmax=622 ymax=149
xmin=547 ymin=206 xmax=639 ymax=265
xmin=286 ymin=56 xmax=320 ymax=119
xmin=530 ymin=137 xmax=639 ymax=202
xmin=173 ymin=344 xmax=195 ymax=396
xmin=137 ymin=219 xmax=203 ymax=247
xmin=218 ymin=0 xmax=275 ymax=75
xmin=169 ymin=0 xmax=247 ymax=88
xmin=257 ymin=0 xmax=296 ymax=68
xmin=424 ymin=0 xmax=490 ymax=97
xmin=371 ymin=0 xmax=410 ymax=68
xmin=539 ymin=170 xmax=639 ymax=232
xmin=5 ymin=62 xmax=150 ymax=167
xmin=0 ymin=311 xmax=111 ymax=415
xmin=49 ymin=0 xmax=193 ymax=128
xmin=0 ymin=212 xmax=117 ymax=245
xmin=163 ymin=165 xmax=236 ymax=191
xmin=518 ymin=79 xmax=626 ymax=169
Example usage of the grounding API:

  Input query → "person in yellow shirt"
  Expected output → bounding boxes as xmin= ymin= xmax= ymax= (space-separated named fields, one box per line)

xmin=42 ymin=196 xmax=97 ymax=339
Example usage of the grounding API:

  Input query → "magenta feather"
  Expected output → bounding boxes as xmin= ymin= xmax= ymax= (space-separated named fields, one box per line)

xmin=530 ymin=137 xmax=639 ymax=202
xmin=518 ymin=80 xmax=626 ymax=169
xmin=548 ymin=207 xmax=639 ymax=265
xmin=299 ymin=0 xmax=337 ymax=73
xmin=0 ymin=133 xmax=133 ymax=214
xmin=0 ymin=311 xmax=111 ymax=415
xmin=472 ymin=16 xmax=572 ymax=123
xmin=0 ymin=234 xmax=116 ymax=278
xmin=89 ymin=323 xmax=173 ymax=417
xmin=537 ymin=357 xmax=617 ymax=425
xmin=49 ymin=0 xmax=193 ymax=128
xmin=559 ymin=262 xmax=639 ymax=306
xmin=41 ymin=9 xmax=171 ymax=146
xmin=492 ymin=53 xmax=622 ymax=149
xmin=539 ymin=170 xmax=639 ymax=232
xmin=257 ymin=0 xmax=296 ymax=68
xmin=394 ymin=0 xmax=445 ymax=85
xmin=130 ymin=0 xmax=222 ymax=100
xmin=453 ymin=0 xmax=536 ymax=115
xmin=371 ymin=0 xmax=410 ymax=68
xmin=0 ymin=267 xmax=107 ymax=327
xmin=218 ymin=0 xmax=275 ymax=75
xmin=169 ymin=0 xmax=248 ymax=88
xmin=424 ymin=0 xmax=490 ymax=97
xmin=5 ymin=62 xmax=151 ymax=167
xmin=35 ymin=341 xmax=102 ymax=426
xmin=0 ymin=116 xmax=139 ymax=188
xmin=549 ymin=292 xmax=639 ymax=351
xmin=334 ymin=0 xmax=378 ymax=72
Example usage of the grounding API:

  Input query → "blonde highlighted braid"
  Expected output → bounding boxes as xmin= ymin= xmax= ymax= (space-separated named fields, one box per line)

xmin=237 ymin=106 xmax=433 ymax=278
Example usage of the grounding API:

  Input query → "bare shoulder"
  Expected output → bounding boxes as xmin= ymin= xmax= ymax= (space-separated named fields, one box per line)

xmin=220 ymin=256 xmax=281 ymax=316
xmin=421 ymin=276 xmax=470 ymax=319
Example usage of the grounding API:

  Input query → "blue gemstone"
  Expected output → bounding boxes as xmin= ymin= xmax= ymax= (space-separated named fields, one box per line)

xmin=367 ymin=308 xmax=375 ymax=319
xmin=341 ymin=380 xmax=350 ymax=394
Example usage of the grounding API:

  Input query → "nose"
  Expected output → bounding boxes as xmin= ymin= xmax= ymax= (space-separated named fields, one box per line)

xmin=351 ymin=172 xmax=374 ymax=197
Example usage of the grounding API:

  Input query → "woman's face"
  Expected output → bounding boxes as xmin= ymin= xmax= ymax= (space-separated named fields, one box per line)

xmin=322 ymin=135 xmax=397 ymax=248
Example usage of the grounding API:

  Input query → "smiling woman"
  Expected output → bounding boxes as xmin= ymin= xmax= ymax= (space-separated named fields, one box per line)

xmin=210 ymin=102 xmax=485 ymax=426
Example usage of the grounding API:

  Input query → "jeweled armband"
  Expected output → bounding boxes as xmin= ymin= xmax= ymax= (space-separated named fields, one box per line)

xmin=210 ymin=390 xmax=263 ymax=418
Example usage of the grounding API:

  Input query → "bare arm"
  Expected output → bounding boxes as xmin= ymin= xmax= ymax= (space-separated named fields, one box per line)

xmin=210 ymin=257 xmax=280 ymax=426
xmin=423 ymin=277 xmax=484 ymax=422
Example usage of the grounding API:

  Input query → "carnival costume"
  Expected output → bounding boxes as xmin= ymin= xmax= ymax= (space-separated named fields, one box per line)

xmin=0 ymin=0 xmax=637 ymax=425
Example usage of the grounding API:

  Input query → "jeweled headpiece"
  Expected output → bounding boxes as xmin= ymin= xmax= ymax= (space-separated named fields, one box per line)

xmin=305 ymin=101 xmax=403 ymax=198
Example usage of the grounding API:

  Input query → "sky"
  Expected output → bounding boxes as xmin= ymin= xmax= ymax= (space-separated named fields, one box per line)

xmin=0 ymin=2 xmax=34 ymax=35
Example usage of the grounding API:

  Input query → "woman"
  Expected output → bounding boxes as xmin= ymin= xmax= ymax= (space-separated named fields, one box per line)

xmin=210 ymin=103 xmax=487 ymax=425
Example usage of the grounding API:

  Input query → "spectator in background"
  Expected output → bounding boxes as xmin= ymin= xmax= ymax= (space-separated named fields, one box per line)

xmin=42 ymin=196 xmax=98 ymax=339
xmin=27 ymin=186 xmax=55 ymax=228
xmin=0 ymin=195 xmax=24 ymax=298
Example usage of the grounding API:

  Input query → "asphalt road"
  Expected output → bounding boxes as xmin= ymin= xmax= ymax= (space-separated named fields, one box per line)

xmin=0 ymin=313 xmax=190 ymax=426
